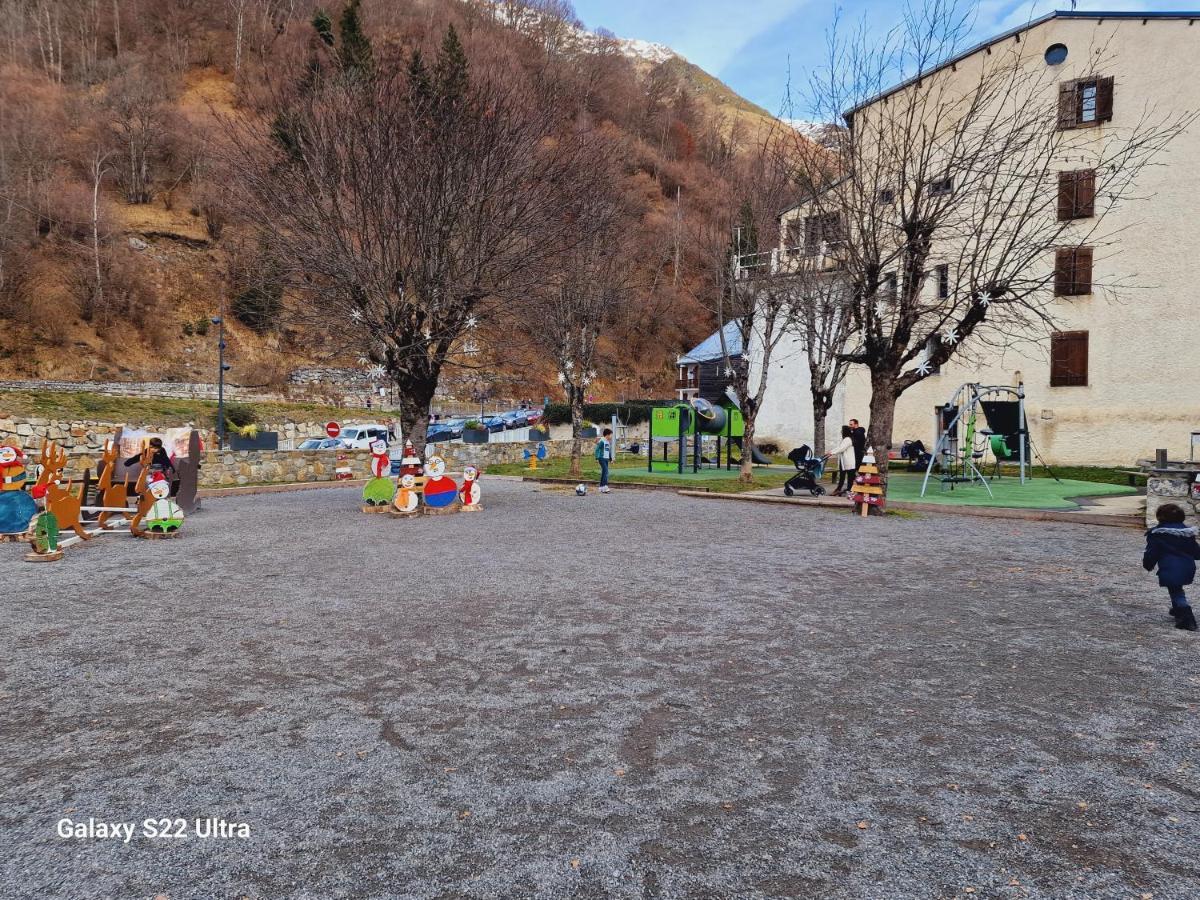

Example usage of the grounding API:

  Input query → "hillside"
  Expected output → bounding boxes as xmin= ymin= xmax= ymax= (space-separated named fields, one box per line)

xmin=0 ymin=0 xmax=792 ymax=402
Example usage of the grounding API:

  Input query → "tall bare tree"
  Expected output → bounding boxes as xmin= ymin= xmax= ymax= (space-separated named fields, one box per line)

xmin=222 ymin=24 xmax=602 ymax=452
xmin=791 ymin=1 xmax=1193 ymax=475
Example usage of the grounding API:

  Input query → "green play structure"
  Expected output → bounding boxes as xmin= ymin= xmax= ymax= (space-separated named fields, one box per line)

xmin=648 ymin=399 xmax=748 ymax=473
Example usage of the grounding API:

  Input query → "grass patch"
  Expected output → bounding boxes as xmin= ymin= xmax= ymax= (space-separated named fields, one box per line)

xmin=0 ymin=390 xmax=354 ymax=428
xmin=488 ymin=456 xmax=782 ymax=494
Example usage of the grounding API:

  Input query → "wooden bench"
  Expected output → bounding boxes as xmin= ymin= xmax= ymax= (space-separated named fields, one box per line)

xmin=1116 ymin=469 xmax=1149 ymax=486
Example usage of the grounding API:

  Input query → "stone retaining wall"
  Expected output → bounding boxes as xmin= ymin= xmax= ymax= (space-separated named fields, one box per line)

xmin=1145 ymin=464 xmax=1200 ymax=528
xmin=0 ymin=418 xmax=335 ymax=454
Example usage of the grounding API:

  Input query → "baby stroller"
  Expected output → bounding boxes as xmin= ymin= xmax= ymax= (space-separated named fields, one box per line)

xmin=783 ymin=445 xmax=827 ymax=496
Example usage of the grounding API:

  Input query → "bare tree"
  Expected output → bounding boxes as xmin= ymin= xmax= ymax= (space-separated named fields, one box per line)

xmin=689 ymin=128 xmax=799 ymax=483
xmin=525 ymin=147 xmax=635 ymax=476
xmin=103 ymin=66 xmax=172 ymax=204
xmin=89 ymin=149 xmax=112 ymax=318
xmin=791 ymin=0 xmax=1193 ymax=476
xmin=222 ymin=24 xmax=602 ymax=452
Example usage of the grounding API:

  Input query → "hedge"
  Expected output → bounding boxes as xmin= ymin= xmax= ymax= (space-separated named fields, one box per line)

xmin=542 ymin=400 xmax=672 ymax=427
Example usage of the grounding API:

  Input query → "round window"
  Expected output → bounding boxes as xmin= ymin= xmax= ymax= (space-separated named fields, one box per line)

xmin=1045 ymin=43 xmax=1068 ymax=65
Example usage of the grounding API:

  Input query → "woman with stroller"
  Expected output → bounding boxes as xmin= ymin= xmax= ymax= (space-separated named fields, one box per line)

xmin=831 ymin=425 xmax=858 ymax=496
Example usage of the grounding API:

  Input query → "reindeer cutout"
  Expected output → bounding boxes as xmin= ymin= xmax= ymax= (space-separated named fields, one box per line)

xmin=95 ymin=440 xmax=132 ymax=529
xmin=128 ymin=447 xmax=156 ymax=538
xmin=34 ymin=442 xmax=90 ymax=541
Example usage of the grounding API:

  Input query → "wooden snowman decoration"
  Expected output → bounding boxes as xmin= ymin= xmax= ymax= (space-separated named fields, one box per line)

xmin=421 ymin=454 xmax=458 ymax=513
xmin=362 ymin=438 xmax=396 ymax=511
xmin=393 ymin=472 xmax=421 ymax=516
xmin=143 ymin=472 xmax=185 ymax=535
xmin=459 ymin=465 xmax=482 ymax=511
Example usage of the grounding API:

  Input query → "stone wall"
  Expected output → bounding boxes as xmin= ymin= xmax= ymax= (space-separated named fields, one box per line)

xmin=1145 ymin=463 xmax=1200 ymax=528
xmin=0 ymin=418 xmax=338 ymax=454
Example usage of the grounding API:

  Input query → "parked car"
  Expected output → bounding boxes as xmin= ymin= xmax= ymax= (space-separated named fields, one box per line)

xmin=482 ymin=415 xmax=508 ymax=433
xmin=501 ymin=410 xmax=528 ymax=429
xmin=426 ymin=418 xmax=465 ymax=444
xmin=338 ymin=423 xmax=390 ymax=449
xmin=525 ymin=409 xmax=542 ymax=425
xmin=297 ymin=437 xmax=343 ymax=450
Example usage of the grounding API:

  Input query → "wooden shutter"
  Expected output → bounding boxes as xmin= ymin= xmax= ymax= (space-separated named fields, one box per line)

xmin=1072 ymin=246 xmax=1093 ymax=294
xmin=1054 ymin=248 xmax=1073 ymax=295
xmin=803 ymin=215 xmax=820 ymax=255
xmin=823 ymin=212 xmax=843 ymax=245
xmin=1075 ymin=169 xmax=1096 ymax=217
xmin=1057 ymin=81 xmax=1078 ymax=129
xmin=1057 ymin=172 xmax=1075 ymax=221
xmin=1095 ymin=76 xmax=1114 ymax=122
xmin=1050 ymin=331 xmax=1089 ymax=386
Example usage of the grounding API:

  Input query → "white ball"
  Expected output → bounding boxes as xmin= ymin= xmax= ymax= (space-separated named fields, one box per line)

xmin=575 ymin=484 xmax=587 ymax=496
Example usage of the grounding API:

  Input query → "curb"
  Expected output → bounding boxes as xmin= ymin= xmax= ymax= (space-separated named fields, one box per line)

xmin=522 ymin=476 xmax=711 ymax=493
xmin=675 ymin=490 xmax=1143 ymax=529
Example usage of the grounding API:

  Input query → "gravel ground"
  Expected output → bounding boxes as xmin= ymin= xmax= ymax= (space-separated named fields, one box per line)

xmin=1 ymin=479 xmax=1197 ymax=899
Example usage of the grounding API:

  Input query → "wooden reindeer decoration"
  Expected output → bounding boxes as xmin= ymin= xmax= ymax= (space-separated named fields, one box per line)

xmin=34 ymin=441 xmax=90 ymax=542
xmin=95 ymin=439 xmax=132 ymax=529
xmin=128 ymin=446 xmax=158 ymax=538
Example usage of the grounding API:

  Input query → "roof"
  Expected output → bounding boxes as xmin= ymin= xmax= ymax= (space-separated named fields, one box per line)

xmin=679 ymin=321 xmax=742 ymax=364
xmin=844 ymin=10 xmax=1200 ymax=120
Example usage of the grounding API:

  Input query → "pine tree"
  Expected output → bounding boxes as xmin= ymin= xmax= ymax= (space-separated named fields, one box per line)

xmin=338 ymin=0 xmax=373 ymax=76
xmin=434 ymin=25 xmax=469 ymax=107
xmin=311 ymin=8 xmax=334 ymax=47
xmin=406 ymin=49 xmax=433 ymax=107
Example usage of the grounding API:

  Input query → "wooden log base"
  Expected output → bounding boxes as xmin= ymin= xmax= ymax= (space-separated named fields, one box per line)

xmin=461 ymin=505 xmax=483 ymax=512
xmin=25 ymin=550 xmax=63 ymax=562
xmin=1 ymin=532 xmax=31 ymax=543
xmin=136 ymin=530 xmax=181 ymax=540
xmin=361 ymin=504 xmax=392 ymax=514
xmin=389 ymin=509 xmax=422 ymax=518
xmin=423 ymin=505 xmax=460 ymax=516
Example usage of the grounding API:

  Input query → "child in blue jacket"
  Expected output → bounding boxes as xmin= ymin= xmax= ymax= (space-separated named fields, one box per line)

xmin=1143 ymin=503 xmax=1200 ymax=631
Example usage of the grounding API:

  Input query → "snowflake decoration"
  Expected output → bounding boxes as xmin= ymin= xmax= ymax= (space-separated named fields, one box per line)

xmin=976 ymin=294 xmax=991 ymax=308
xmin=873 ymin=302 xmax=885 ymax=319
xmin=466 ymin=315 xmax=478 ymax=329
xmin=349 ymin=309 xmax=364 ymax=322
xmin=941 ymin=329 xmax=959 ymax=345
xmin=723 ymin=365 xmax=735 ymax=377
xmin=915 ymin=361 xmax=933 ymax=376
xmin=563 ymin=360 xmax=574 ymax=372
xmin=556 ymin=371 xmax=566 ymax=385
xmin=366 ymin=364 xmax=386 ymax=380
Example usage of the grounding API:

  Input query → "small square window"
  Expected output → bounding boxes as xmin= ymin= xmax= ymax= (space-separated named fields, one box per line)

xmin=877 ymin=188 xmax=895 ymax=204
xmin=1080 ymin=82 xmax=1098 ymax=123
xmin=936 ymin=264 xmax=950 ymax=300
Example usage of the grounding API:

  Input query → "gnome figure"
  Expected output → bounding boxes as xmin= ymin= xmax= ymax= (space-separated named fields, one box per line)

xmin=0 ymin=444 xmax=37 ymax=536
xmin=459 ymin=465 xmax=482 ymax=511
xmin=145 ymin=473 xmax=184 ymax=533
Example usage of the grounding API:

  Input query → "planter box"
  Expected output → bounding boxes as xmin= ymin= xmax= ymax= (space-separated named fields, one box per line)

xmin=462 ymin=428 xmax=490 ymax=444
xmin=528 ymin=426 xmax=550 ymax=442
xmin=229 ymin=431 xmax=279 ymax=451
xmin=580 ymin=427 xmax=598 ymax=439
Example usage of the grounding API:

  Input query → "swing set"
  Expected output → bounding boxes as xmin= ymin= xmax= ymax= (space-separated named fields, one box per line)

xmin=919 ymin=382 xmax=1031 ymax=498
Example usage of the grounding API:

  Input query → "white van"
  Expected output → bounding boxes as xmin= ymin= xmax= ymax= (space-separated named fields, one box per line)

xmin=338 ymin=423 xmax=391 ymax=449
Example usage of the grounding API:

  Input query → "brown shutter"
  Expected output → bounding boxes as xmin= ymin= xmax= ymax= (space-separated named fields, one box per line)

xmin=1095 ymin=76 xmax=1114 ymax=122
xmin=1057 ymin=172 xmax=1075 ymax=221
xmin=1076 ymin=169 xmax=1096 ymax=217
xmin=804 ymin=215 xmax=820 ymax=255
xmin=1072 ymin=246 xmax=1093 ymax=294
xmin=1054 ymin=248 xmax=1072 ymax=295
xmin=1057 ymin=81 xmax=1077 ymax=129
xmin=1050 ymin=331 xmax=1089 ymax=386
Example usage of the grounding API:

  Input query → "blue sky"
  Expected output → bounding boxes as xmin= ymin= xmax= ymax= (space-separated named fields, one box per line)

xmin=570 ymin=0 xmax=1197 ymax=116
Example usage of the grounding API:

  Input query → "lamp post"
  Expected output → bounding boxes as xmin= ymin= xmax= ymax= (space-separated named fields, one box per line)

xmin=212 ymin=310 xmax=231 ymax=450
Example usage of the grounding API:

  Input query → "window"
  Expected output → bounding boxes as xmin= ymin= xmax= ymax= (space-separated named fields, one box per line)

xmin=936 ymin=264 xmax=950 ymax=300
xmin=1058 ymin=77 xmax=1113 ymax=129
xmin=1044 ymin=43 xmax=1068 ymax=66
xmin=1050 ymin=331 xmax=1088 ymax=386
xmin=877 ymin=188 xmax=895 ymax=204
xmin=1057 ymin=169 xmax=1096 ymax=220
xmin=927 ymin=176 xmax=953 ymax=197
xmin=802 ymin=212 xmax=843 ymax=255
xmin=1054 ymin=246 xmax=1093 ymax=296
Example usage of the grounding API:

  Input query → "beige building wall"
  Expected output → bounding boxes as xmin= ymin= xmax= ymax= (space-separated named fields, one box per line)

xmin=778 ymin=16 xmax=1200 ymax=466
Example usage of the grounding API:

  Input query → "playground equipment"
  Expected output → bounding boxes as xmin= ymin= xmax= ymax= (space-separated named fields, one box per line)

xmin=523 ymin=442 xmax=548 ymax=471
xmin=920 ymin=382 xmax=1029 ymax=497
xmin=647 ymin=398 xmax=747 ymax=473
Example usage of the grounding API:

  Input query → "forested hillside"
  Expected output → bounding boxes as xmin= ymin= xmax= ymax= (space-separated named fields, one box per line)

xmin=0 ymin=0 xmax=790 ymax=400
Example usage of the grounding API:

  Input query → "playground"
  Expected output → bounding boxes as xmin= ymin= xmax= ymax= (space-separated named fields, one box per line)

xmin=3 ymin=480 xmax=1196 ymax=897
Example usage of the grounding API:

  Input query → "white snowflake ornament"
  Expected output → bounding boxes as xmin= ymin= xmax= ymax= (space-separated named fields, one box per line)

xmin=941 ymin=330 xmax=959 ymax=345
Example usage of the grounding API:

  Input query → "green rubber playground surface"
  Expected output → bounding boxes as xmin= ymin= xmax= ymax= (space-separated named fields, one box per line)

xmin=883 ymin=472 xmax=1137 ymax=509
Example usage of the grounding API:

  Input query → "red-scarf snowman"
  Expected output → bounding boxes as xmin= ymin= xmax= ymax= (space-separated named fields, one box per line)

xmin=369 ymin=439 xmax=390 ymax=478
xmin=459 ymin=465 xmax=482 ymax=511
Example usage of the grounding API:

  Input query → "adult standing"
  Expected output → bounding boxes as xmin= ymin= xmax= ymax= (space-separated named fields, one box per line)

xmin=849 ymin=418 xmax=867 ymax=470
xmin=831 ymin=425 xmax=857 ymax=496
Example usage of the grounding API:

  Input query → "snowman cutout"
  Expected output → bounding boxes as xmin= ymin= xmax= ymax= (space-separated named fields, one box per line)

xmin=421 ymin=455 xmax=458 ymax=510
xmin=459 ymin=465 xmax=482 ymax=511
xmin=362 ymin=438 xmax=396 ymax=508
xmin=398 ymin=440 xmax=423 ymax=479
xmin=145 ymin=473 xmax=184 ymax=534
xmin=393 ymin=473 xmax=420 ymax=515
xmin=369 ymin=439 xmax=390 ymax=478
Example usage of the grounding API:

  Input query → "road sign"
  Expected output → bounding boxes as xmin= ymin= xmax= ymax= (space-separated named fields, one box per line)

xmin=326 ymin=422 xmax=341 ymax=438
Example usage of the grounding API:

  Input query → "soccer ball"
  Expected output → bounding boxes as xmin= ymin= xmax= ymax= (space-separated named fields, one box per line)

xmin=575 ymin=483 xmax=587 ymax=496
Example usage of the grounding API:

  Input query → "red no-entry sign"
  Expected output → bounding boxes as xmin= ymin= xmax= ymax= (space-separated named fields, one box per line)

xmin=326 ymin=422 xmax=341 ymax=438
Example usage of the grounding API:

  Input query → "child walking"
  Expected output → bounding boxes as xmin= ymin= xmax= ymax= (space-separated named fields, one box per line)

xmin=1143 ymin=503 xmax=1200 ymax=631
xmin=594 ymin=428 xmax=614 ymax=494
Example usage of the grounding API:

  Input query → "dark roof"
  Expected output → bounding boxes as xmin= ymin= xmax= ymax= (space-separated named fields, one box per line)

xmin=844 ymin=10 xmax=1200 ymax=120
xmin=679 ymin=321 xmax=742 ymax=364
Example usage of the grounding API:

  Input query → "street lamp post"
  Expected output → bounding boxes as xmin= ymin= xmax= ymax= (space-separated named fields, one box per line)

xmin=212 ymin=309 xmax=230 ymax=450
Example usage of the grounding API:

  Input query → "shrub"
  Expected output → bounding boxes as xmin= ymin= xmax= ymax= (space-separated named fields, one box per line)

xmin=755 ymin=438 xmax=781 ymax=456
xmin=464 ymin=419 xmax=483 ymax=430
xmin=221 ymin=401 xmax=257 ymax=429
xmin=182 ymin=322 xmax=194 ymax=336
xmin=195 ymin=317 xmax=209 ymax=336
xmin=542 ymin=401 xmax=667 ymax=427
xmin=232 ymin=282 xmax=282 ymax=333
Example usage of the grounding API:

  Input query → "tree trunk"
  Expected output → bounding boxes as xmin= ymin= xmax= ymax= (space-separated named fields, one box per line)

xmin=568 ymin=388 xmax=583 ymax=477
xmin=395 ymin=376 xmax=437 ymax=458
xmin=739 ymin=411 xmax=755 ymax=483
xmin=812 ymin=405 xmax=827 ymax=458
xmin=866 ymin=370 xmax=899 ymax=482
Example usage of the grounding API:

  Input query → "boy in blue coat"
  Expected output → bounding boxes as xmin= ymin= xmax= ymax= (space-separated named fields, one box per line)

xmin=1143 ymin=503 xmax=1200 ymax=631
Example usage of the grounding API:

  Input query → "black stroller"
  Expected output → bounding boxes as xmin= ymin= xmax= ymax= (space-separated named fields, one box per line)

xmin=783 ymin=445 xmax=828 ymax=497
